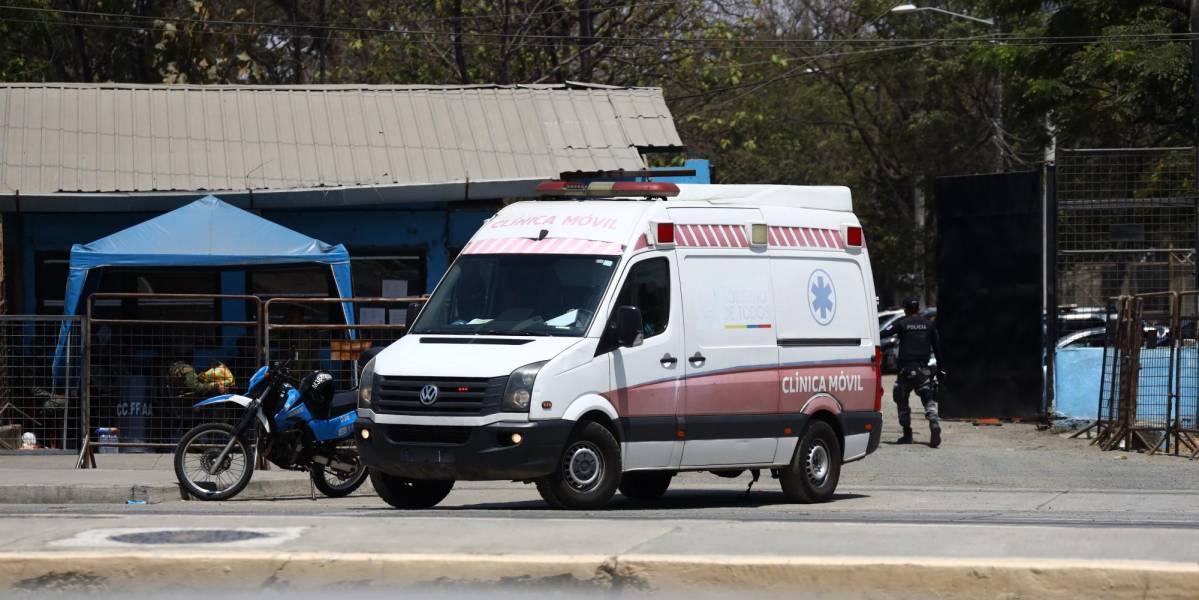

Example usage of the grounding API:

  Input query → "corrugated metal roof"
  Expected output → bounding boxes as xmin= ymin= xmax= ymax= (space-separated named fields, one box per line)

xmin=0 ymin=83 xmax=683 ymax=196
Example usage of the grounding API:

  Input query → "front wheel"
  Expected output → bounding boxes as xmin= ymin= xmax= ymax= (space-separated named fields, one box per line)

xmin=311 ymin=450 xmax=369 ymax=498
xmin=370 ymin=470 xmax=454 ymax=509
xmin=174 ymin=422 xmax=255 ymax=501
xmin=779 ymin=420 xmax=842 ymax=503
xmin=536 ymin=421 xmax=621 ymax=510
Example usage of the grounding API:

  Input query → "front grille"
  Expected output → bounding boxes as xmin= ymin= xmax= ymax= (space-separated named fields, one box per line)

xmin=385 ymin=425 xmax=473 ymax=445
xmin=374 ymin=375 xmax=508 ymax=415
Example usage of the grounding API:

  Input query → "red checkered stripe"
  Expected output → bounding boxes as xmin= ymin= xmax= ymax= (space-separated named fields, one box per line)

xmin=675 ymin=224 xmax=750 ymax=248
xmin=768 ymin=226 xmax=844 ymax=249
xmin=462 ymin=237 xmax=623 ymax=255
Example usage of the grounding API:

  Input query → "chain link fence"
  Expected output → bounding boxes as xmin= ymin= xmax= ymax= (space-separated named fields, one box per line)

xmin=1055 ymin=148 xmax=1198 ymax=310
xmin=0 ymin=316 xmax=83 ymax=451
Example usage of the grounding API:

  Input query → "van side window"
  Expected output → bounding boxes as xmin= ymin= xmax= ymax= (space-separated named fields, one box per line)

xmin=612 ymin=257 xmax=671 ymax=339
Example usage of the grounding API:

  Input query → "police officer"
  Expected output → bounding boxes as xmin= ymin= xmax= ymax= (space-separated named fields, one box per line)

xmin=892 ymin=297 xmax=943 ymax=448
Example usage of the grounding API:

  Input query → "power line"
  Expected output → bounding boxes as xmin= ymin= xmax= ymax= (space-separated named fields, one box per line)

xmin=3 ymin=0 xmax=696 ymax=27
xmin=5 ymin=4 xmax=1199 ymax=49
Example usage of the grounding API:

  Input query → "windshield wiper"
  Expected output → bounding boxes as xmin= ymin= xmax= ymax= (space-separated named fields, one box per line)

xmin=476 ymin=329 xmax=537 ymax=337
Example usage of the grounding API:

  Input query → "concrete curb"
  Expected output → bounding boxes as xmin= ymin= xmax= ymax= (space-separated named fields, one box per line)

xmin=0 ymin=477 xmax=327 ymax=504
xmin=1 ymin=551 xmax=1196 ymax=599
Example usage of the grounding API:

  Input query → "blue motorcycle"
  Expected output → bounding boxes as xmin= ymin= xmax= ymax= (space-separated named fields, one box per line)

xmin=173 ymin=358 xmax=367 ymax=500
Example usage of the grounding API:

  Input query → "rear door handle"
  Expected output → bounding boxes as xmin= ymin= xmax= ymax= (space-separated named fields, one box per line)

xmin=660 ymin=353 xmax=678 ymax=367
xmin=689 ymin=351 xmax=706 ymax=366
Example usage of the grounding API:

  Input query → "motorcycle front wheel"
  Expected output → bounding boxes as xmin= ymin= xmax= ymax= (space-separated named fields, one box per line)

xmin=311 ymin=450 xmax=369 ymax=498
xmin=174 ymin=422 xmax=255 ymax=501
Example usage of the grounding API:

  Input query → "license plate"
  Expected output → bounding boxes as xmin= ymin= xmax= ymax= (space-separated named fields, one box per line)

xmin=400 ymin=447 xmax=454 ymax=464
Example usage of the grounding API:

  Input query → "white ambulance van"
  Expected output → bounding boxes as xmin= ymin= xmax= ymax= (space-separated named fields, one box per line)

xmin=356 ymin=181 xmax=883 ymax=510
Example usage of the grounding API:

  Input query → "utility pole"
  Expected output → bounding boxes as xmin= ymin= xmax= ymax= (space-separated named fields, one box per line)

xmin=1192 ymin=0 xmax=1199 ymax=139
xmin=579 ymin=0 xmax=594 ymax=80
xmin=992 ymin=16 xmax=1004 ymax=173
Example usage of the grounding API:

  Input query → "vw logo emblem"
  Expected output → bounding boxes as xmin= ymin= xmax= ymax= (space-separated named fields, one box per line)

xmin=418 ymin=384 xmax=439 ymax=406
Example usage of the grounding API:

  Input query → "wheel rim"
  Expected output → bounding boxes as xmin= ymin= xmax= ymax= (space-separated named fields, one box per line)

xmin=805 ymin=440 xmax=830 ymax=488
xmin=320 ymin=461 xmax=365 ymax=491
xmin=563 ymin=442 xmax=604 ymax=492
xmin=180 ymin=428 xmax=248 ymax=495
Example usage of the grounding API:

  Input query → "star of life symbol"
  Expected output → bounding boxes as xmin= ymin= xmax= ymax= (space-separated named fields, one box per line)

xmin=808 ymin=269 xmax=836 ymax=326
xmin=419 ymin=385 xmax=439 ymax=406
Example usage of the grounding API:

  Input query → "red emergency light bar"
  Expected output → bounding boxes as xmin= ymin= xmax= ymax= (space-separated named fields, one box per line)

xmin=535 ymin=180 xmax=680 ymax=199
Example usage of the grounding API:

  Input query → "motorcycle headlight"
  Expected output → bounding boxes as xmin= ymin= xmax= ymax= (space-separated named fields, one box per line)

xmin=502 ymin=361 xmax=547 ymax=412
xmin=358 ymin=357 xmax=376 ymax=409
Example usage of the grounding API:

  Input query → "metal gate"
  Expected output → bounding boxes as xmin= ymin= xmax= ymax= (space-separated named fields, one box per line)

xmin=79 ymin=293 xmax=263 ymax=463
xmin=1094 ymin=291 xmax=1199 ymax=457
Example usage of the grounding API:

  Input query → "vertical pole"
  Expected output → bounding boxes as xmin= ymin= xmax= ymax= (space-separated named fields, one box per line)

xmin=579 ymin=0 xmax=594 ymax=80
xmin=1192 ymin=0 xmax=1199 ymax=141
xmin=1045 ymin=163 xmax=1058 ymax=419
xmin=1194 ymin=147 xmax=1199 ymax=292
xmin=78 ymin=304 xmax=92 ymax=468
xmin=992 ymin=17 xmax=1004 ymax=173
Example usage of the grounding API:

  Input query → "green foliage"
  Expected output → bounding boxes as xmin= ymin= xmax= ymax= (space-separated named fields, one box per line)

xmin=0 ymin=0 xmax=1193 ymax=301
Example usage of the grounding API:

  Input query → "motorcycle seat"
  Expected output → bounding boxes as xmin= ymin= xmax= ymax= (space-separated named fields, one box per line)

xmin=329 ymin=390 xmax=358 ymax=417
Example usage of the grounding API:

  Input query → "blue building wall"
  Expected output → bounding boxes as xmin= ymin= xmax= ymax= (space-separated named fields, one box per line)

xmin=6 ymin=204 xmax=493 ymax=314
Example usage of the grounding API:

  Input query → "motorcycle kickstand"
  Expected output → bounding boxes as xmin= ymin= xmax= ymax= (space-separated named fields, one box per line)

xmin=309 ymin=472 xmax=317 ymax=501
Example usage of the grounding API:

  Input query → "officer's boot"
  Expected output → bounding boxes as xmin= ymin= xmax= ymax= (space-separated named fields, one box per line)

xmin=896 ymin=427 xmax=913 ymax=444
xmin=929 ymin=423 xmax=942 ymax=448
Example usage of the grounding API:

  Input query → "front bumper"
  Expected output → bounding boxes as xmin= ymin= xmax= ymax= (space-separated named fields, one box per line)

xmin=355 ymin=417 xmax=573 ymax=481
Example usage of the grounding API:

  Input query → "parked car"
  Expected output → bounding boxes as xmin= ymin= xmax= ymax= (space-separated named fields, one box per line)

xmin=1056 ymin=325 xmax=1168 ymax=350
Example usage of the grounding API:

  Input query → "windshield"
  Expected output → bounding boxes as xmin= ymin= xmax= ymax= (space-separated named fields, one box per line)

xmin=411 ymin=254 xmax=618 ymax=337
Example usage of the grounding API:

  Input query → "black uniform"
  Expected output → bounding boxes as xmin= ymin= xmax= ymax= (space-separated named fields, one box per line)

xmin=892 ymin=313 xmax=942 ymax=432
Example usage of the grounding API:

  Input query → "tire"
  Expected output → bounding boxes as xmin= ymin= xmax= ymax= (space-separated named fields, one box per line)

xmin=174 ymin=422 xmax=255 ymax=501
xmin=536 ymin=421 xmax=621 ymax=510
xmin=779 ymin=420 xmax=842 ymax=503
xmin=618 ymin=471 xmax=673 ymax=501
xmin=311 ymin=456 xmax=368 ymax=498
xmin=369 ymin=470 xmax=454 ymax=509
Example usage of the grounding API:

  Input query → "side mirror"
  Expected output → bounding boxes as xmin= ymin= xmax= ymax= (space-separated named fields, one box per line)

xmin=614 ymin=305 xmax=644 ymax=348
xmin=404 ymin=302 xmax=422 ymax=331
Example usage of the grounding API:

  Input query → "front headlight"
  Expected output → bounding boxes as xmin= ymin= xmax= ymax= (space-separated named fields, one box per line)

xmin=502 ymin=361 xmax=547 ymax=412
xmin=358 ymin=357 xmax=376 ymax=409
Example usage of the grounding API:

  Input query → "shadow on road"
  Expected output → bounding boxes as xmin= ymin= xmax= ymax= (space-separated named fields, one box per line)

xmin=353 ymin=489 xmax=871 ymax=513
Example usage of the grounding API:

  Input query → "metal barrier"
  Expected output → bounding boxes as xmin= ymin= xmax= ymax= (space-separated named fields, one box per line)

xmin=0 ymin=315 xmax=83 ymax=451
xmin=263 ymin=297 xmax=425 ymax=393
xmin=79 ymin=293 xmax=264 ymax=466
xmin=1094 ymin=292 xmax=1199 ymax=457
xmin=1175 ymin=292 xmax=1199 ymax=457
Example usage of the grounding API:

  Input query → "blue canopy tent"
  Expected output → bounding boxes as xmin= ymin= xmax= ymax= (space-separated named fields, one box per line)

xmin=54 ymin=196 xmax=355 ymax=373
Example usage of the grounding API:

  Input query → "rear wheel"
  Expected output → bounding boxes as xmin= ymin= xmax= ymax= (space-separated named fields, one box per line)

xmin=536 ymin=421 xmax=621 ymax=510
xmin=618 ymin=471 xmax=673 ymax=501
xmin=370 ymin=470 xmax=454 ymax=509
xmin=174 ymin=423 xmax=254 ymax=501
xmin=311 ymin=448 xmax=368 ymax=498
xmin=779 ymin=420 xmax=841 ymax=503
